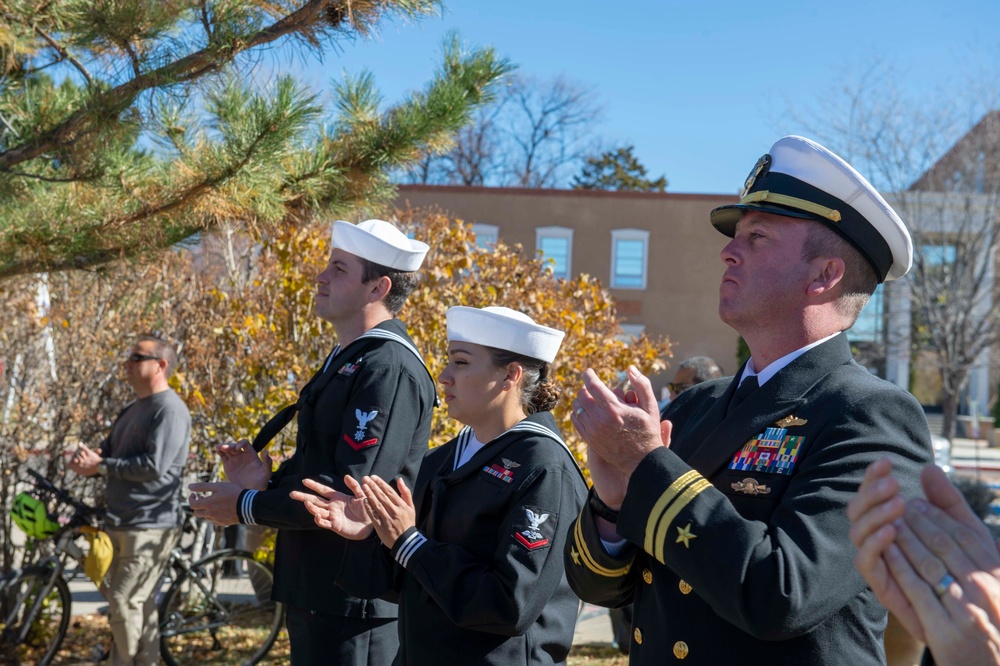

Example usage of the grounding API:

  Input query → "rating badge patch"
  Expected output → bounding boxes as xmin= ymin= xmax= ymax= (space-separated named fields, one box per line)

xmin=343 ymin=408 xmax=380 ymax=451
xmin=513 ymin=506 xmax=555 ymax=551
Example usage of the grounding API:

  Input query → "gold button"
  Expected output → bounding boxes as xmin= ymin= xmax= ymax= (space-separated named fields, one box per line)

xmin=678 ymin=579 xmax=692 ymax=595
xmin=633 ymin=627 xmax=642 ymax=645
xmin=673 ymin=641 xmax=689 ymax=659
xmin=642 ymin=568 xmax=652 ymax=584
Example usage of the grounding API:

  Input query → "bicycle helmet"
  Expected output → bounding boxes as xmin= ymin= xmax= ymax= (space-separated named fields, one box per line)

xmin=10 ymin=492 xmax=60 ymax=539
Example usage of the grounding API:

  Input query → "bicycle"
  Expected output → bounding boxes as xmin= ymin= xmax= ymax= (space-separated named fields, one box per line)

xmin=158 ymin=512 xmax=285 ymax=666
xmin=1 ymin=469 xmax=284 ymax=666
xmin=0 ymin=468 xmax=118 ymax=665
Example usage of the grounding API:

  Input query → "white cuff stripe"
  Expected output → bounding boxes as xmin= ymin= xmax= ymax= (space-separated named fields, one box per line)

xmin=395 ymin=531 xmax=427 ymax=568
xmin=240 ymin=490 xmax=258 ymax=525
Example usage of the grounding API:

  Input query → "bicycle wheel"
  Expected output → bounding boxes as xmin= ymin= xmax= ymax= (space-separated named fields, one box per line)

xmin=159 ymin=549 xmax=283 ymax=666
xmin=0 ymin=567 xmax=71 ymax=666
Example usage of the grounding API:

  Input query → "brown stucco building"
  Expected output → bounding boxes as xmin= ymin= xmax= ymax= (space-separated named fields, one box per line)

xmin=395 ymin=185 xmax=741 ymax=398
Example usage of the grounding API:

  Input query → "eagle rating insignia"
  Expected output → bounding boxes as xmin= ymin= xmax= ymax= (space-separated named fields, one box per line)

xmin=343 ymin=408 xmax=380 ymax=451
xmin=513 ymin=506 xmax=553 ymax=551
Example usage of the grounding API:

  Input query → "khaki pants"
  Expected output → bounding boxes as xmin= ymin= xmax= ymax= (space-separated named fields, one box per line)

xmin=104 ymin=526 xmax=180 ymax=666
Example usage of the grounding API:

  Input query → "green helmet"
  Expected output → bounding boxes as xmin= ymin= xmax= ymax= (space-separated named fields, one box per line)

xmin=10 ymin=492 xmax=60 ymax=539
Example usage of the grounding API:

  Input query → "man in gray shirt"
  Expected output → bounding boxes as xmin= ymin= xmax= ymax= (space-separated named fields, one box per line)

xmin=70 ymin=334 xmax=191 ymax=666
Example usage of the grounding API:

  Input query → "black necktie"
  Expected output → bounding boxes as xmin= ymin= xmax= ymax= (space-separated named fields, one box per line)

xmin=727 ymin=375 xmax=759 ymax=416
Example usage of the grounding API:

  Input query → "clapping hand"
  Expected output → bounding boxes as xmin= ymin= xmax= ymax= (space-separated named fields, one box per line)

xmin=290 ymin=476 xmax=373 ymax=541
xmin=358 ymin=475 xmax=416 ymax=549
xmin=216 ymin=439 xmax=272 ymax=491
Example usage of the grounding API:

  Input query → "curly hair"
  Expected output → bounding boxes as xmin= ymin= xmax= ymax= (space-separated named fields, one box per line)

xmin=485 ymin=347 xmax=561 ymax=415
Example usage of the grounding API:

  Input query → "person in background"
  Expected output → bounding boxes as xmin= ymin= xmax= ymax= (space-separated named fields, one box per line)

xmin=293 ymin=306 xmax=588 ymax=665
xmin=189 ymin=219 xmax=437 ymax=666
xmin=70 ymin=334 xmax=191 ymax=666
xmin=849 ymin=459 xmax=1000 ymax=666
xmin=565 ymin=135 xmax=933 ymax=664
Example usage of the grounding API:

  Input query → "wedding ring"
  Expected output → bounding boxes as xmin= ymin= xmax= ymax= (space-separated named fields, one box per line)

xmin=933 ymin=573 xmax=956 ymax=597
xmin=575 ymin=406 xmax=586 ymax=417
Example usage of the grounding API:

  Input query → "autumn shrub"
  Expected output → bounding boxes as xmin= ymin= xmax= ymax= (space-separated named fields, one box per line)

xmin=0 ymin=209 xmax=671 ymax=568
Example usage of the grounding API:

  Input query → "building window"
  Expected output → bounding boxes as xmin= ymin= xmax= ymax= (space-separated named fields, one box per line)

xmin=616 ymin=323 xmax=646 ymax=344
xmin=848 ymin=283 xmax=884 ymax=343
xmin=536 ymin=226 xmax=573 ymax=280
xmin=611 ymin=229 xmax=649 ymax=289
xmin=471 ymin=223 xmax=499 ymax=249
xmin=922 ymin=243 xmax=957 ymax=267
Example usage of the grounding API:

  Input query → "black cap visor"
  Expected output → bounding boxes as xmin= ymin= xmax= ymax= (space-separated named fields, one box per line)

xmin=710 ymin=203 xmax=818 ymax=237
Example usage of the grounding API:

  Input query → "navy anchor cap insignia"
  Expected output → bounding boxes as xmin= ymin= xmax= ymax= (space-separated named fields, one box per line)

xmin=742 ymin=154 xmax=772 ymax=198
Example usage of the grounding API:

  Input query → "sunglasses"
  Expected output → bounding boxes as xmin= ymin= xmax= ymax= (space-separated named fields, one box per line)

xmin=127 ymin=353 xmax=161 ymax=364
xmin=667 ymin=382 xmax=693 ymax=395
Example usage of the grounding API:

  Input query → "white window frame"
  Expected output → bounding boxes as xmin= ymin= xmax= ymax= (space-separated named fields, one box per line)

xmin=615 ymin=323 xmax=646 ymax=344
xmin=471 ymin=223 xmax=499 ymax=249
xmin=535 ymin=226 xmax=574 ymax=279
xmin=610 ymin=228 xmax=649 ymax=290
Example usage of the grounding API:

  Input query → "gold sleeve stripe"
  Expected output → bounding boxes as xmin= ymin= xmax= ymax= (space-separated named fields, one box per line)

xmin=573 ymin=514 xmax=633 ymax=578
xmin=644 ymin=470 xmax=702 ymax=553
xmin=653 ymin=479 xmax=712 ymax=563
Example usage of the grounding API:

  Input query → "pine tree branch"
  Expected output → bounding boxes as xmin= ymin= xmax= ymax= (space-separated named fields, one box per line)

xmin=31 ymin=24 xmax=94 ymax=87
xmin=0 ymin=169 xmax=80 ymax=182
xmin=0 ymin=0 xmax=340 ymax=172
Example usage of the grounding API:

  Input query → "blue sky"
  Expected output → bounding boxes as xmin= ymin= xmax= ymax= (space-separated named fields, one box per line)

xmin=280 ymin=0 xmax=1000 ymax=194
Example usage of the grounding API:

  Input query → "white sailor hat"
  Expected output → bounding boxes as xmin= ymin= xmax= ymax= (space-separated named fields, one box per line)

xmin=330 ymin=219 xmax=429 ymax=271
xmin=446 ymin=306 xmax=565 ymax=363
xmin=710 ymin=136 xmax=912 ymax=282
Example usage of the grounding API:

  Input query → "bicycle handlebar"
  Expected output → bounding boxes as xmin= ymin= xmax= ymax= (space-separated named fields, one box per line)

xmin=25 ymin=468 xmax=121 ymax=528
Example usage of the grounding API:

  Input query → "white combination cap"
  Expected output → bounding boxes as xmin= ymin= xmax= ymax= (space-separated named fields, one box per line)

xmin=330 ymin=219 xmax=429 ymax=272
xmin=710 ymin=135 xmax=912 ymax=282
xmin=446 ymin=306 xmax=565 ymax=363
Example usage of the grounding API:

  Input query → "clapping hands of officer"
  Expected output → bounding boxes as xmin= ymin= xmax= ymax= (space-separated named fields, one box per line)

xmin=571 ymin=365 xmax=672 ymax=507
xmin=849 ymin=460 xmax=1000 ymax=665
xmin=290 ymin=476 xmax=374 ymax=541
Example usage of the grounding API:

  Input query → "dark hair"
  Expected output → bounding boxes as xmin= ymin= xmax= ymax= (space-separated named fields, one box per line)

xmin=358 ymin=258 xmax=420 ymax=315
xmin=485 ymin=347 xmax=560 ymax=415
xmin=677 ymin=356 xmax=722 ymax=383
xmin=137 ymin=333 xmax=178 ymax=376
xmin=801 ymin=224 xmax=878 ymax=324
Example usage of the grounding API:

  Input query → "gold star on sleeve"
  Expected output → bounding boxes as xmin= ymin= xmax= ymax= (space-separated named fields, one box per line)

xmin=676 ymin=523 xmax=697 ymax=548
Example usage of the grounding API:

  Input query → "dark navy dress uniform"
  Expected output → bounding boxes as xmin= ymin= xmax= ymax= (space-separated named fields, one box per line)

xmin=340 ymin=411 xmax=587 ymax=665
xmin=565 ymin=334 xmax=934 ymax=665
xmin=236 ymin=319 xmax=436 ymax=665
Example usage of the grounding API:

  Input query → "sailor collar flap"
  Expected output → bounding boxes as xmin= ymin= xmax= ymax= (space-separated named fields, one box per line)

xmin=440 ymin=413 xmax=579 ymax=484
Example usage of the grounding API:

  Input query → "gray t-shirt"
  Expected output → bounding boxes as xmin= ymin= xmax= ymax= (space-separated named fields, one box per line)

xmin=103 ymin=389 xmax=191 ymax=529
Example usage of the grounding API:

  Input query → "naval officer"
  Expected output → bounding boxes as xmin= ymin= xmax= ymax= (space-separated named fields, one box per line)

xmin=565 ymin=136 xmax=934 ymax=664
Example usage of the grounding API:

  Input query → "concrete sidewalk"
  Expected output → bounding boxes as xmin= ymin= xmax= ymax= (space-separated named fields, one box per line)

xmin=68 ymin=577 xmax=106 ymax=618
xmin=67 ymin=577 xmax=619 ymax=646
